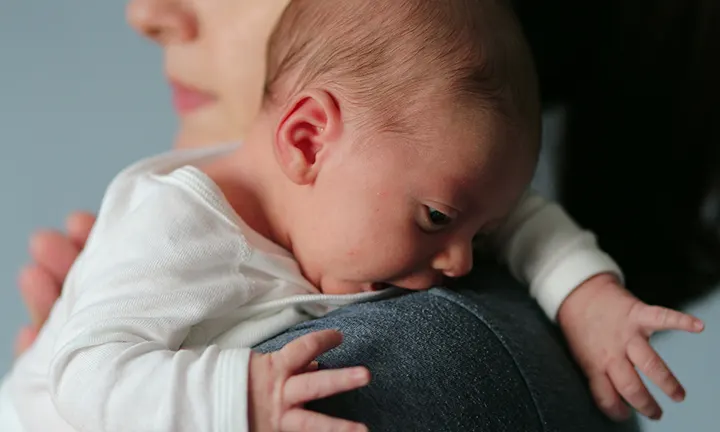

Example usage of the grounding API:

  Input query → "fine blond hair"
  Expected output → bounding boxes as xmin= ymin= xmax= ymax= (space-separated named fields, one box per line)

xmin=266 ymin=0 xmax=540 ymax=146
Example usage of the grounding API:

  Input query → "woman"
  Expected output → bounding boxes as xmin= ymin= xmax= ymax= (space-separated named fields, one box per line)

xmin=14 ymin=0 xmax=640 ymax=430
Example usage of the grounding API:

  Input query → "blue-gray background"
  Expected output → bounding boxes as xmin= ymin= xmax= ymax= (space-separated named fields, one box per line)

xmin=0 ymin=2 xmax=716 ymax=430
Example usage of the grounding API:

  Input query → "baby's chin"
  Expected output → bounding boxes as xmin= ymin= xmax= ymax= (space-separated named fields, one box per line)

xmin=318 ymin=280 xmax=389 ymax=295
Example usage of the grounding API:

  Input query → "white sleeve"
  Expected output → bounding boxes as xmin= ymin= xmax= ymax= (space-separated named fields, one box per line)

xmin=48 ymin=172 xmax=253 ymax=432
xmin=492 ymin=190 xmax=624 ymax=320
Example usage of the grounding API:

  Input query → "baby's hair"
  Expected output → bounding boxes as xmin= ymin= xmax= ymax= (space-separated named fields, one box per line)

xmin=265 ymin=0 xmax=540 ymax=147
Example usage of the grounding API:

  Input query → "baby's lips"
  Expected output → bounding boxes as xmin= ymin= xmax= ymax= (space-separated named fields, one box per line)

xmin=369 ymin=282 xmax=389 ymax=291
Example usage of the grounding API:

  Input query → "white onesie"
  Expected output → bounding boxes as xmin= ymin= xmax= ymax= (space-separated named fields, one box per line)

xmin=0 ymin=145 xmax=622 ymax=432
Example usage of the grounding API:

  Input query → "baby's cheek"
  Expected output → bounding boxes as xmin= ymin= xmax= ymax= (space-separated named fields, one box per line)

xmin=323 ymin=203 xmax=416 ymax=272
xmin=367 ymin=236 xmax=424 ymax=273
xmin=343 ymin=247 xmax=361 ymax=259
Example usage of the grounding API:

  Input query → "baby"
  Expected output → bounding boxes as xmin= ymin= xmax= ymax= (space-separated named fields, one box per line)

xmin=1 ymin=0 xmax=704 ymax=431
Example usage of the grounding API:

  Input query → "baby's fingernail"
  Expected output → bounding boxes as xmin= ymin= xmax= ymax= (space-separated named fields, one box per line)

xmin=610 ymin=406 xmax=630 ymax=422
xmin=650 ymin=410 xmax=663 ymax=421
xmin=672 ymin=388 xmax=686 ymax=402
xmin=694 ymin=320 xmax=705 ymax=331
xmin=609 ymin=412 xmax=627 ymax=422
xmin=353 ymin=368 xmax=370 ymax=380
xmin=611 ymin=413 xmax=629 ymax=422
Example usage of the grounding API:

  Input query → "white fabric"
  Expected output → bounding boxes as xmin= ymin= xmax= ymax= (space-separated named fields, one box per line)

xmin=495 ymin=190 xmax=624 ymax=319
xmin=0 ymin=145 xmax=622 ymax=431
xmin=0 ymin=146 xmax=390 ymax=432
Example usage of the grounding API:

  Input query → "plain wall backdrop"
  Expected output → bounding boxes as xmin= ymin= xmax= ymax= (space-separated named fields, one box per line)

xmin=0 ymin=2 xmax=716 ymax=431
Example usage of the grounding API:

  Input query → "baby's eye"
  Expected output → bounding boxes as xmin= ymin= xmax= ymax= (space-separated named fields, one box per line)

xmin=418 ymin=206 xmax=454 ymax=232
xmin=428 ymin=208 xmax=451 ymax=225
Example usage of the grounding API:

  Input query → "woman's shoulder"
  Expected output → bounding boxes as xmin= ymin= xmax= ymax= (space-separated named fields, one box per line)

xmin=254 ymin=263 xmax=640 ymax=432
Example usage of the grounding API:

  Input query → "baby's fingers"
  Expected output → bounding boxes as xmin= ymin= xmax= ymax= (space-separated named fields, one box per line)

xmin=275 ymin=330 xmax=344 ymax=373
xmin=608 ymin=358 xmax=662 ymax=420
xmin=589 ymin=374 xmax=629 ymax=421
xmin=284 ymin=367 xmax=370 ymax=406
xmin=627 ymin=337 xmax=685 ymax=402
xmin=302 ymin=361 xmax=320 ymax=373
xmin=280 ymin=409 xmax=368 ymax=432
xmin=635 ymin=305 xmax=704 ymax=333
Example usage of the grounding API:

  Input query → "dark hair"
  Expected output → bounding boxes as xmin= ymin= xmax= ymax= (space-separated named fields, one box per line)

xmin=515 ymin=0 xmax=720 ymax=308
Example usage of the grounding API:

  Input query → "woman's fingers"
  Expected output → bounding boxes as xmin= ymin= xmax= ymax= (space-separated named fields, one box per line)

xmin=627 ymin=337 xmax=685 ymax=402
xmin=29 ymin=230 xmax=80 ymax=286
xmin=66 ymin=211 xmax=96 ymax=249
xmin=275 ymin=330 xmax=344 ymax=373
xmin=280 ymin=409 xmax=368 ymax=432
xmin=14 ymin=326 xmax=38 ymax=358
xmin=18 ymin=265 xmax=61 ymax=328
xmin=15 ymin=213 xmax=94 ymax=357
xmin=608 ymin=358 xmax=662 ymax=420
xmin=284 ymin=367 xmax=370 ymax=406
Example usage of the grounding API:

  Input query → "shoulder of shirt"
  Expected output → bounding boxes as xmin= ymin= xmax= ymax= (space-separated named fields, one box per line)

xmin=115 ymin=144 xmax=238 ymax=181
xmin=106 ymin=144 xmax=239 ymax=213
xmin=91 ymin=144 xmax=248 ymax=245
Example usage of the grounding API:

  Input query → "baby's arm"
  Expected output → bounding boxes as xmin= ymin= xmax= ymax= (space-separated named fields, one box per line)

xmin=47 ymin=172 xmax=368 ymax=432
xmin=492 ymin=190 xmax=704 ymax=421
xmin=492 ymin=190 xmax=622 ymax=318
xmin=48 ymin=177 xmax=256 ymax=432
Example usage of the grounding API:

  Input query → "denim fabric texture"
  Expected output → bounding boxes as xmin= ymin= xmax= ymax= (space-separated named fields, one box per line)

xmin=255 ymin=264 xmax=640 ymax=432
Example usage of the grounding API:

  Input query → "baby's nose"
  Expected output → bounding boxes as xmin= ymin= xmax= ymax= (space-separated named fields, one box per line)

xmin=432 ymin=240 xmax=474 ymax=278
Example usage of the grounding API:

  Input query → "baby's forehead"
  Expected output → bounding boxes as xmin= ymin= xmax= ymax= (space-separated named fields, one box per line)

xmin=394 ymin=114 xmax=532 ymax=199
xmin=366 ymin=99 xmax=528 ymax=170
xmin=389 ymin=132 xmax=508 ymax=185
xmin=409 ymin=108 xmax=514 ymax=164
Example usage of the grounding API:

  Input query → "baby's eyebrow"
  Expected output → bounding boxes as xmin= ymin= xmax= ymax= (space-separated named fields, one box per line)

xmin=475 ymin=217 xmax=505 ymax=237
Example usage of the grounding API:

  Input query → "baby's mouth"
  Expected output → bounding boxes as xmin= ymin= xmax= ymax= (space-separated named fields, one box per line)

xmin=368 ymin=282 xmax=391 ymax=291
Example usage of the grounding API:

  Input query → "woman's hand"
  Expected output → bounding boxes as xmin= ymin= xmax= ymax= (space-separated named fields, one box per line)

xmin=249 ymin=330 xmax=370 ymax=432
xmin=15 ymin=212 xmax=95 ymax=356
xmin=558 ymin=274 xmax=705 ymax=421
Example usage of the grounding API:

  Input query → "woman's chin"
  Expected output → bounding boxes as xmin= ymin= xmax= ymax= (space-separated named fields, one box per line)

xmin=174 ymin=115 xmax=238 ymax=150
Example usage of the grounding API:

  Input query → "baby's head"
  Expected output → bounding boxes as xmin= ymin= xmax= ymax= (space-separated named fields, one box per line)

xmin=252 ymin=0 xmax=539 ymax=294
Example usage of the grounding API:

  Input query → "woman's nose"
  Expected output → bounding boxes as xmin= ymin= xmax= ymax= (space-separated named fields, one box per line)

xmin=432 ymin=239 xmax=474 ymax=279
xmin=126 ymin=0 xmax=198 ymax=45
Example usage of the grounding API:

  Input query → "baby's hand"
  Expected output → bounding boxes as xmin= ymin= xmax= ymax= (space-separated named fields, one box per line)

xmin=249 ymin=330 xmax=370 ymax=432
xmin=557 ymin=274 xmax=705 ymax=422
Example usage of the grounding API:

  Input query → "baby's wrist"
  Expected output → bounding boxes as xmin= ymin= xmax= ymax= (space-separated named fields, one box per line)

xmin=556 ymin=273 xmax=624 ymax=327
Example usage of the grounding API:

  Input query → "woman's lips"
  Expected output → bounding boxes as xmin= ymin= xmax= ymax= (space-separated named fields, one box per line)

xmin=169 ymin=80 xmax=216 ymax=115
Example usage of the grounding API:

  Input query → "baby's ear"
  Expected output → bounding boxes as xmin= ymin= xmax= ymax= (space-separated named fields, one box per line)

xmin=273 ymin=90 xmax=343 ymax=185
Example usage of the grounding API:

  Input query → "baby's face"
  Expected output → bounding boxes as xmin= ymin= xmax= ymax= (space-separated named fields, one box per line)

xmin=288 ymin=108 xmax=535 ymax=295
